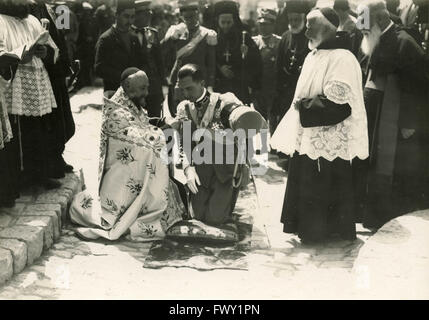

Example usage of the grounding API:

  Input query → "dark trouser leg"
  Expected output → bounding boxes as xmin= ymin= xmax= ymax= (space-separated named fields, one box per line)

xmin=281 ymin=153 xmax=301 ymax=232
xmin=146 ymin=93 xmax=163 ymax=118
xmin=205 ymin=177 xmax=236 ymax=226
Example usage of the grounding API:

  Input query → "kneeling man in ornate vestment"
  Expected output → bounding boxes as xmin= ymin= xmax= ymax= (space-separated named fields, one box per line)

xmin=69 ymin=68 xmax=184 ymax=241
xmin=271 ymin=8 xmax=369 ymax=243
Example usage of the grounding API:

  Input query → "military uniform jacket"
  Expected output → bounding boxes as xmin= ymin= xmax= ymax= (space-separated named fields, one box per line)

xmin=175 ymin=91 xmax=243 ymax=186
xmin=162 ymin=23 xmax=217 ymax=87
xmin=252 ymin=33 xmax=282 ymax=96
xmin=132 ymin=26 xmax=166 ymax=97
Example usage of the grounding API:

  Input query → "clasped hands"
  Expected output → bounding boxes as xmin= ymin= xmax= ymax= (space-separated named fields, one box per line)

xmin=21 ymin=44 xmax=47 ymax=64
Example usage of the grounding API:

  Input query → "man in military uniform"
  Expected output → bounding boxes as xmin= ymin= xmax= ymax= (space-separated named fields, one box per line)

xmin=252 ymin=8 xmax=281 ymax=135
xmin=132 ymin=0 xmax=167 ymax=117
xmin=275 ymin=0 xmax=309 ymax=125
xmin=172 ymin=64 xmax=265 ymax=227
xmin=161 ymin=0 xmax=217 ymax=117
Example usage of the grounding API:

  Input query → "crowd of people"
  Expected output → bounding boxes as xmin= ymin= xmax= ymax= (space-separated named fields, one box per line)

xmin=1 ymin=0 xmax=428 ymax=244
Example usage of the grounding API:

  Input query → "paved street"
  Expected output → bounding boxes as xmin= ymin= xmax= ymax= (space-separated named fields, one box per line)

xmin=0 ymin=87 xmax=417 ymax=300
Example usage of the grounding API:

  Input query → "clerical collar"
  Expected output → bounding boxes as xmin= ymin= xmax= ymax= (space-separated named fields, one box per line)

xmin=381 ymin=21 xmax=394 ymax=36
xmin=195 ymin=88 xmax=207 ymax=104
xmin=317 ymin=32 xmax=351 ymax=51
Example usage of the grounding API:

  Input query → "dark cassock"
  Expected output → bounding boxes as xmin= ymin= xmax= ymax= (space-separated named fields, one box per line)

xmin=252 ymin=8 xmax=282 ymax=134
xmin=213 ymin=1 xmax=263 ymax=106
xmin=94 ymin=2 xmax=116 ymax=38
xmin=0 ymin=10 xmax=61 ymax=202
xmin=275 ymin=1 xmax=309 ymax=128
xmin=275 ymin=2 xmax=289 ymax=36
xmin=132 ymin=26 xmax=166 ymax=117
xmin=359 ymin=22 xmax=429 ymax=228
xmin=75 ymin=3 xmax=98 ymax=90
xmin=271 ymin=8 xmax=369 ymax=243
xmin=0 ymin=48 xmax=19 ymax=207
xmin=161 ymin=0 xmax=217 ymax=117
xmin=131 ymin=0 xmax=167 ymax=118
xmin=94 ymin=1 xmax=144 ymax=93
xmin=31 ymin=1 xmax=76 ymax=178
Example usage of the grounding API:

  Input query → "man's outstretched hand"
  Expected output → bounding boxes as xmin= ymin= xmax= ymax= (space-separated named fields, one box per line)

xmin=185 ymin=166 xmax=201 ymax=194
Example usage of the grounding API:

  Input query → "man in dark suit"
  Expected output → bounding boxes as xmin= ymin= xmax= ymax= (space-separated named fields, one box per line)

xmin=94 ymin=0 xmax=144 ymax=94
xmin=132 ymin=0 xmax=167 ymax=117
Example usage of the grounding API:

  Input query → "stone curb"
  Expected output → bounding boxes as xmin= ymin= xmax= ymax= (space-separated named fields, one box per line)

xmin=0 ymin=172 xmax=82 ymax=285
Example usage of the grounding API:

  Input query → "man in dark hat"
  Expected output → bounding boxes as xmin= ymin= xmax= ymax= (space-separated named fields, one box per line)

xmin=94 ymin=0 xmax=145 ymax=94
xmin=271 ymin=7 xmax=368 ymax=243
xmin=132 ymin=0 xmax=167 ymax=117
xmin=161 ymin=0 xmax=217 ymax=117
xmin=274 ymin=0 xmax=309 ymax=138
xmin=213 ymin=0 xmax=263 ymax=106
xmin=252 ymin=8 xmax=282 ymax=135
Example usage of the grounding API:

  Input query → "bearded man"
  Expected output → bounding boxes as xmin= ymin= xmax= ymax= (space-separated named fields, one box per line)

xmin=69 ymin=68 xmax=184 ymax=241
xmin=275 ymin=0 xmax=309 ymax=128
xmin=252 ymin=8 xmax=281 ymax=135
xmin=213 ymin=0 xmax=263 ymax=106
xmin=357 ymin=0 xmax=429 ymax=229
xmin=271 ymin=8 xmax=369 ymax=243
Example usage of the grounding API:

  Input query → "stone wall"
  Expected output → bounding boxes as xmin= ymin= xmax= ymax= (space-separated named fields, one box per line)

xmin=0 ymin=172 xmax=82 ymax=285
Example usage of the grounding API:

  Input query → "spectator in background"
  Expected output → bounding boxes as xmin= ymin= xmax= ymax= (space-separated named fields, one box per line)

xmin=76 ymin=1 xmax=98 ymax=89
xmin=94 ymin=0 xmax=143 ymax=94
xmin=275 ymin=0 xmax=289 ymax=36
xmin=385 ymin=0 xmax=403 ymax=24
xmin=94 ymin=0 xmax=116 ymax=37
xmin=161 ymin=0 xmax=217 ymax=117
xmin=271 ymin=8 xmax=368 ymax=244
xmin=31 ymin=0 xmax=76 ymax=179
xmin=214 ymin=0 xmax=262 ymax=106
xmin=333 ymin=0 xmax=363 ymax=57
xmin=275 ymin=0 xmax=309 ymax=137
xmin=62 ymin=0 xmax=80 ymax=62
xmin=252 ymin=8 xmax=281 ymax=135
xmin=132 ymin=0 xmax=167 ymax=117
xmin=1 ymin=0 xmax=62 ymax=205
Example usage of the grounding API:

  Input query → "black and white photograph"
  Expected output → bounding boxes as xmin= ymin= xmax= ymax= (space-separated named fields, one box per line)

xmin=0 ymin=0 xmax=428 ymax=302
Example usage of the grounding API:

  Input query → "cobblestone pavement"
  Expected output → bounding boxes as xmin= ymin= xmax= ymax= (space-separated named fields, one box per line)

xmin=0 ymin=87 xmax=379 ymax=299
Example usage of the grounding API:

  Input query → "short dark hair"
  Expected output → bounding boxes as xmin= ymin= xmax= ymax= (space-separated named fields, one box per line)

xmin=177 ymin=64 xmax=205 ymax=82
xmin=333 ymin=0 xmax=350 ymax=12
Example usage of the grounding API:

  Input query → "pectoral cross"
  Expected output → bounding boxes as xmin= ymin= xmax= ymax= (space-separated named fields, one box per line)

xmin=224 ymin=49 xmax=231 ymax=63
xmin=289 ymin=49 xmax=297 ymax=68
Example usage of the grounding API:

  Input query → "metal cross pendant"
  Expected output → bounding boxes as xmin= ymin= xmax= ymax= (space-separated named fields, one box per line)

xmin=224 ymin=49 xmax=231 ymax=63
